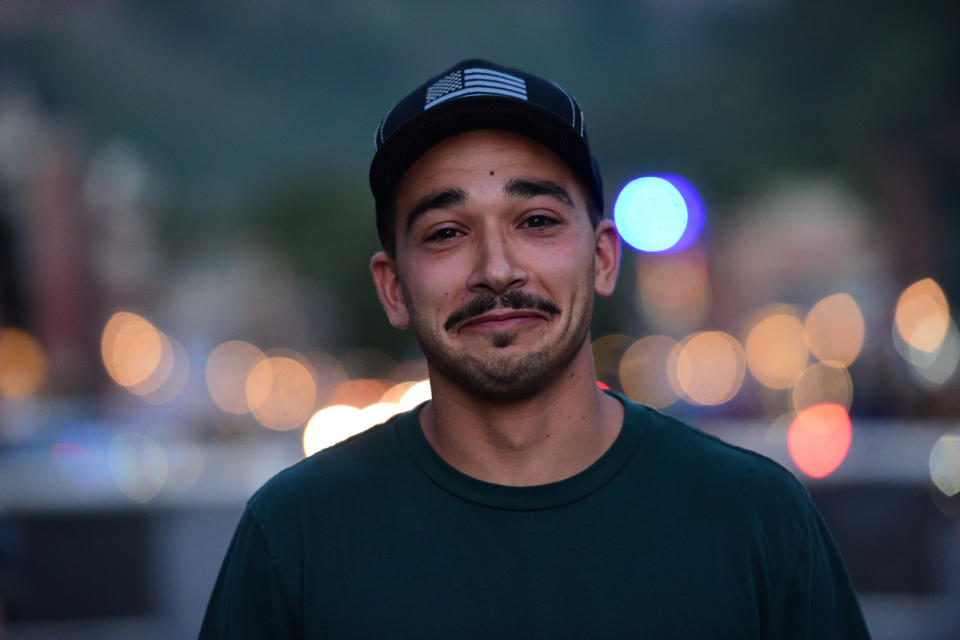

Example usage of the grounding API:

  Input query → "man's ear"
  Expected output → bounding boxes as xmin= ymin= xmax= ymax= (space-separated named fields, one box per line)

xmin=593 ymin=219 xmax=621 ymax=297
xmin=370 ymin=251 xmax=411 ymax=328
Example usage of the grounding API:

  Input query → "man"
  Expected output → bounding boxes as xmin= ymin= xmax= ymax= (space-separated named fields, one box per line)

xmin=200 ymin=59 xmax=870 ymax=638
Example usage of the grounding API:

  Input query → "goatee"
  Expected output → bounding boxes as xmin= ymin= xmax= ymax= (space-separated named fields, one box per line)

xmin=403 ymin=287 xmax=592 ymax=403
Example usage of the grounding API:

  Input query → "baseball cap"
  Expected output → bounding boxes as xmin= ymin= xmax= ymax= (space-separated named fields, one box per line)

xmin=369 ymin=58 xmax=604 ymax=247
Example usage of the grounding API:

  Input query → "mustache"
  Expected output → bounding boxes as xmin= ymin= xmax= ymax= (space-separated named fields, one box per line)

xmin=443 ymin=290 xmax=561 ymax=332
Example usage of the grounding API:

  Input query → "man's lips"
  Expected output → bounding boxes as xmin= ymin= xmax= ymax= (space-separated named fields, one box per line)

xmin=458 ymin=311 xmax=546 ymax=331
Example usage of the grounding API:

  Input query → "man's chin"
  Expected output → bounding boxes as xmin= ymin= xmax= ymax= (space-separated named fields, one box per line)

xmin=491 ymin=331 xmax=516 ymax=349
xmin=456 ymin=328 xmax=541 ymax=351
xmin=451 ymin=366 xmax=551 ymax=403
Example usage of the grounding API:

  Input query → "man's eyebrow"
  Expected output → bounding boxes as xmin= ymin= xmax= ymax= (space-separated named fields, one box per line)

xmin=503 ymin=178 xmax=574 ymax=207
xmin=404 ymin=187 xmax=468 ymax=233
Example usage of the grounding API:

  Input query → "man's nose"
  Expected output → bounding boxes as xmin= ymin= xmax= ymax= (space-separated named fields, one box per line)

xmin=466 ymin=232 xmax=527 ymax=294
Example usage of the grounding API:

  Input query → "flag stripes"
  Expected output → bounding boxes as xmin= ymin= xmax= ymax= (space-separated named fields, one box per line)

xmin=425 ymin=67 xmax=527 ymax=109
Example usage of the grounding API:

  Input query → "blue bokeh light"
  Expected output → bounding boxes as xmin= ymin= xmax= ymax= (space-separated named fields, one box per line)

xmin=663 ymin=175 xmax=705 ymax=253
xmin=613 ymin=175 xmax=705 ymax=253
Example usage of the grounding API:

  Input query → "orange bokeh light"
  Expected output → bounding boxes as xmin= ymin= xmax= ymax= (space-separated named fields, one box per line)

xmin=618 ymin=335 xmax=678 ymax=409
xmin=670 ymin=331 xmax=745 ymax=406
xmin=101 ymin=312 xmax=164 ymax=387
xmin=381 ymin=380 xmax=419 ymax=405
xmin=744 ymin=308 xmax=809 ymax=389
xmin=326 ymin=378 xmax=392 ymax=408
xmin=246 ymin=356 xmax=317 ymax=431
xmin=804 ymin=293 xmax=865 ymax=366
xmin=206 ymin=340 xmax=266 ymax=414
xmin=381 ymin=379 xmax=433 ymax=411
xmin=0 ymin=327 xmax=48 ymax=398
xmin=787 ymin=403 xmax=852 ymax=478
xmin=894 ymin=278 xmax=949 ymax=353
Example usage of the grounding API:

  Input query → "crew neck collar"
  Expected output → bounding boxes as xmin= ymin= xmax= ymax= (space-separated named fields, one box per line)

xmin=394 ymin=391 xmax=648 ymax=511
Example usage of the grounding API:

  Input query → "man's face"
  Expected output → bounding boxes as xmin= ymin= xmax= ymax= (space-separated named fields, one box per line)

xmin=371 ymin=129 xmax=619 ymax=402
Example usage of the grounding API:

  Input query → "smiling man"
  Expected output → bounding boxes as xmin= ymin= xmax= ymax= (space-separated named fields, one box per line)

xmin=369 ymin=127 xmax=623 ymax=487
xmin=200 ymin=59 xmax=870 ymax=639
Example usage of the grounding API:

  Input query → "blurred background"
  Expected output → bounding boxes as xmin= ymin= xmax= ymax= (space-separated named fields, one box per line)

xmin=1 ymin=1 xmax=959 ymax=638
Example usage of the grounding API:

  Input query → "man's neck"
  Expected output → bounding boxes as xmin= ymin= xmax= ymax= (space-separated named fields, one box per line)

xmin=418 ymin=344 xmax=624 ymax=486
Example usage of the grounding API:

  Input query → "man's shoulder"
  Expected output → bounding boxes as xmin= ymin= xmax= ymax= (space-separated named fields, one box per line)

xmin=629 ymin=400 xmax=810 ymax=509
xmin=247 ymin=411 xmax=411 ymax=515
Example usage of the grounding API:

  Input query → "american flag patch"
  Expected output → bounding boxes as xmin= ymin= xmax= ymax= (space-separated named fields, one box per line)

xmin=424 ymin=67 xmax=527 ymax=109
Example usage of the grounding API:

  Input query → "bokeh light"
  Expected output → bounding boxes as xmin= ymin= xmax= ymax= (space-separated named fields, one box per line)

xmin=660 ymin=175 xmax=705 ymax=253
xmin=894 ymin=278 xmax=950 ymax=353
xmin=0 ymin=327 xmax=48 ymax=398
xmin=307 ymin=350 xmax=349 ymax=405
xmin=929 ymin=432 xmax=960 ymax=498
xmin=614 ymin=176 xmax=688 ymax=253
xmin=246 ymin=355 xmax=317 ymax=431
xmin=381 ymin=380 xmax=420 ymax=404
xmin=787 ymin=403 xmax=852 ymax=479
xmin=302 ymin=400 xmax=408 ymax=457
xmin=138 ymin=336 xmax=191 ymax=405
xmin=904 ymin=318 xmax=960 ymax=387
xmin=804 ymin=293 xmax=865 ymax=366
xmin=618 ymin=335 xmax=679 ymax=409
xmin=302 ymin=405 xmax=363 ymax=456
xmin=744 ymin=307 xmax=809 ymax=389
xmin=162 ymin=440 xmax=205 ymax=495
xmin=791 ymin=361 xmax=853 ymax=412
xmin=100 ymin=313 xmax=188 ymax=402
xmin=326 ymin=378 xmax=392 ymax=408
xmin=358 ymin=401 xmax=403 ymax=428
xmin=108 ymin=432 xmax=169 ymax=503
xmin=398 ymin=379 xmax=432 ymax=410
xmin=634 ymin=252 xmax=711 ymax=333
xmin=127 ymin=330 xmax=175 ymax=397
xmin=101 ymin=311 xmax=164 ymax=387
xmin=206 ymin=340 xmax=266 ymax=414
xmin=670 ymin=331 xmax=745 ymax=406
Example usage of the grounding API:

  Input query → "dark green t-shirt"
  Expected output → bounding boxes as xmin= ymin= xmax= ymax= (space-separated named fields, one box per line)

xmin=200 ymin=394 xmax=870 ymax=639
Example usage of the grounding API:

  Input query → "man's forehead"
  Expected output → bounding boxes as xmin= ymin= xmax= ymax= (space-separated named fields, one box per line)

xmin=394 ymin=129 xmax=581 ymax=210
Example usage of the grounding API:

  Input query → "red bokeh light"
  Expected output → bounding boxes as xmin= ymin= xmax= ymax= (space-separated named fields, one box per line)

xmin=787 ymin=403 xmax=852 ymax=478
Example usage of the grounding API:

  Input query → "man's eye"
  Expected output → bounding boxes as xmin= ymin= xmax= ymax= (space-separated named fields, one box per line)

xmin=523 ymin=214 xmax=559 ymax=229
xmin=425 ymin=227 xmax=461 ymax=242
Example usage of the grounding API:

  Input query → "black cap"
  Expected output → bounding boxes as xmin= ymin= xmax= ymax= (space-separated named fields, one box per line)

xmin=370 ymin=59 xmax=603 ymax=246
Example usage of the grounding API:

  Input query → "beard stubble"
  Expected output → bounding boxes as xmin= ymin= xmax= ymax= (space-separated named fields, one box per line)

xmin=403 ymin=285 xmax=593 ymax=403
